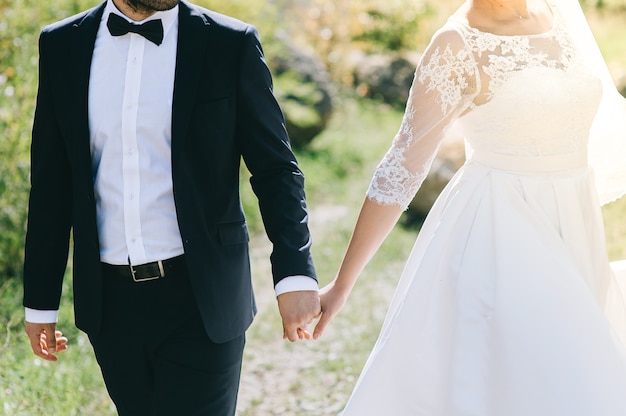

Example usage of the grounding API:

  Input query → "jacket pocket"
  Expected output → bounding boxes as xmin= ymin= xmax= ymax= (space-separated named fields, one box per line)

xmin=218 ymin=221 xmax=250 ymax=245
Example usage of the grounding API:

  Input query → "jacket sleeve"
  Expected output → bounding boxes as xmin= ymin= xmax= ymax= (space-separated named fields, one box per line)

xmin=235 ymin=26 xmax=317 ymax=285
xmin=23 ymin=28 xmax=73 ymax=311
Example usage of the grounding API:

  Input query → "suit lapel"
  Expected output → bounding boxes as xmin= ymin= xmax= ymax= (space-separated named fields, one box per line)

xmin=172 ymin=1 xmax=211 ymax=151
xmin=66 ymin=1 xmax=210 ymax=162
xmin=70 ymin=3 xmax=106 ymax=172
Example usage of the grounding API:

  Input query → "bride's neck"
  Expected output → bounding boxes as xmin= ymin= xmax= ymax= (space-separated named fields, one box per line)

xmin=470 ymin=0 xmax=531 ymax=20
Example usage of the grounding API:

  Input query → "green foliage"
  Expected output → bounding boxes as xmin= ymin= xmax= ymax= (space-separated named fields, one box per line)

xmin=0 ymin=0 xmax=46 ymax=282
xmin=195 ymin=0 xmax=283 ymax=50
xmin=296 ymin=97 xmax=401 ymax=204
xmin=352 ymin=5 xmax=435 ymax=52
xmin=273 ymin=69 xmax=327 ymax=146
xmin=274 ymin=71 xmax=324 ymax=127
xmin=582 ymin=0 xmax=626 ymax=10
xmin=282 ymin=0 xmax=435 ymax=82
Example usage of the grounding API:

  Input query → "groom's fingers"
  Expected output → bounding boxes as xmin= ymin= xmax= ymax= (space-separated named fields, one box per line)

xmin=298 ymin=328 xmax=312 ymax=340
xmin=284 ymin=324 xmax=312 ymax=342
xmin=277 ymin=290 xmax=321 ymax=342
xmin=282 ymin=313 xmax=304 ymax=342
xmin=284 ymin=325 xmax=298 ymax=342
xmin=25 ymin=322 xmax=59 ymax=361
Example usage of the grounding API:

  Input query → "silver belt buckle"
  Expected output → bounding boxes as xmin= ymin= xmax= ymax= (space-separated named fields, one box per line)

xmin=130 ymin=260 xmax=165 ymax=282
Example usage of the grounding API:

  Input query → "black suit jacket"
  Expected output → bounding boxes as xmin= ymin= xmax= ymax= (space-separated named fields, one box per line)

xmin=23 ymin=1 xmax=317 ymax=343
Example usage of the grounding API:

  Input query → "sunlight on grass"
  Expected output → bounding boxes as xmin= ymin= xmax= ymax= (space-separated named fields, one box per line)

xmin=0 ymin=277 xmax=116 ymax=415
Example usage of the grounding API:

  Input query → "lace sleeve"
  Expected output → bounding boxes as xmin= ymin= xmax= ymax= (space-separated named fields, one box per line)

xmin=366 ymin=27 xmax=479 ymax=209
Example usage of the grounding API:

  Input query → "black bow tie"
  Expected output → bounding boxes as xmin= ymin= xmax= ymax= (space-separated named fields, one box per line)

xmin=106 ymin=13 xmax=164 ymax=46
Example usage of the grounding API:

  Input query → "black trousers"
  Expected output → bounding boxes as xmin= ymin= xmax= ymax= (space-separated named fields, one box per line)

xmin=89 ymin=261 xmax=245 ymax=416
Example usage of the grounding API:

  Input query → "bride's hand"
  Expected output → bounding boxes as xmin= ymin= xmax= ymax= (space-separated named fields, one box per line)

xmin=312 ymin=281 xmax=349 ymax=340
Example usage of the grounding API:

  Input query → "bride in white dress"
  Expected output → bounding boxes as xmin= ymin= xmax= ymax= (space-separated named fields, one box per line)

xmin=312 ymin=0 xmax=626 ymax=414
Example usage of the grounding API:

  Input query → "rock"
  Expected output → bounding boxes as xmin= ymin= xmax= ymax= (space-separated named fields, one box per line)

xmin=352 ymin=52 xmax=420 ymax=109
xmin=270 ymin=45 xmax=334 ymax=147
xmin=407 ymin=135 xmax=466 ymax=218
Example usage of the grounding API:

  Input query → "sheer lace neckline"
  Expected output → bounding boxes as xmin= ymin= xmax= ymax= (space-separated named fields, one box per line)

xmin=450 ymin=1 xmax=556 ymax=38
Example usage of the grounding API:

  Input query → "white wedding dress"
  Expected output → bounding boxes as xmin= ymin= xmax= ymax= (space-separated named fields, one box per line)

xmin=341 ymin=3 xmax=626 ymax=416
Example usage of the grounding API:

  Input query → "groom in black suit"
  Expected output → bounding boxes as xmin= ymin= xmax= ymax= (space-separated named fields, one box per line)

xmin=22 ymin=0 xmax=320 ymax=414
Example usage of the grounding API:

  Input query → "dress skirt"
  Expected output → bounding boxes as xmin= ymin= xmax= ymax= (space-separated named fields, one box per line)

xmin=342 ymin=154 xmax=626 ymax=416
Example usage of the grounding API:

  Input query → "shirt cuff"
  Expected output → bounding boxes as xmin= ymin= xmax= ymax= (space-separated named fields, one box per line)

xmin=25 ymin=308 xmax=59 ymax=324
xmin=275 ymin=275 xmax=319 ymax=297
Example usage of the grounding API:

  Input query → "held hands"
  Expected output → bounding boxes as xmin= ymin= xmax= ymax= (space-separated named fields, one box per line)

xmin=277 ymin=290 xmax=321 ymax=342
xmin=276 ymin=282 xmax=350 ymax=342
xmin=25 ymin=322 xmax=68 ymax=362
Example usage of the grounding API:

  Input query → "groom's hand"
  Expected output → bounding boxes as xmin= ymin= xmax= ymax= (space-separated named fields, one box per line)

xmin=25 ymin=322 xmax=68 ymax=361
xmin=277 ymin=290 xmax=321 ymax=342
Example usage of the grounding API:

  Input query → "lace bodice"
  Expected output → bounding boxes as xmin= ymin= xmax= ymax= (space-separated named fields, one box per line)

xmin=366 ymin=4 xmax=603 ymax=208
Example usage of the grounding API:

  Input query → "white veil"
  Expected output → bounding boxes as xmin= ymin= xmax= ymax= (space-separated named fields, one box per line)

xmin=557 ymin=0 xmax=626 ymax=205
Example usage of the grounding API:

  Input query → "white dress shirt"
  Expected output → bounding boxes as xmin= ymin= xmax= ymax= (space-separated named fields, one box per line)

xmin=89 ymin=1 xmax=183 ymax=266
xmin=25 ymin=0 xmax=316 ymax=324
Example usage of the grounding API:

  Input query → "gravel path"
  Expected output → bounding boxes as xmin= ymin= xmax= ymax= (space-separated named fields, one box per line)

xmin=237 ymin=204 xmax=353 ymax=416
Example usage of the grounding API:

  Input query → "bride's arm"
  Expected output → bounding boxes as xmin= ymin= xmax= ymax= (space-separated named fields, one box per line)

xmin=313 ymin=199 xmax=403 ymax=339
xmin=313 ymin=27 xmax=479 ymax=339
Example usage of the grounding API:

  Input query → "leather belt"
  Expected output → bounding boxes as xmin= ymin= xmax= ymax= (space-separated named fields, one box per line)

xmin=101 ymin=255 xmax=186 ymax=282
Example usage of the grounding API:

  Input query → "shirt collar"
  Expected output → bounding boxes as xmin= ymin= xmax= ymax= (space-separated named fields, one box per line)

xmin=104 ymin=0 xmax=178 ymax=38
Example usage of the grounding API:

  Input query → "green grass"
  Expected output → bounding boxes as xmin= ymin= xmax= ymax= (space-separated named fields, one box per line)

xmin=0 ymin=277 xmax=117 ymax=415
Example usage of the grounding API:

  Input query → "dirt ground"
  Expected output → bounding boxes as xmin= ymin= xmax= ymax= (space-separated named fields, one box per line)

xmin=236 ymin=205 xmax=353 ymax=416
